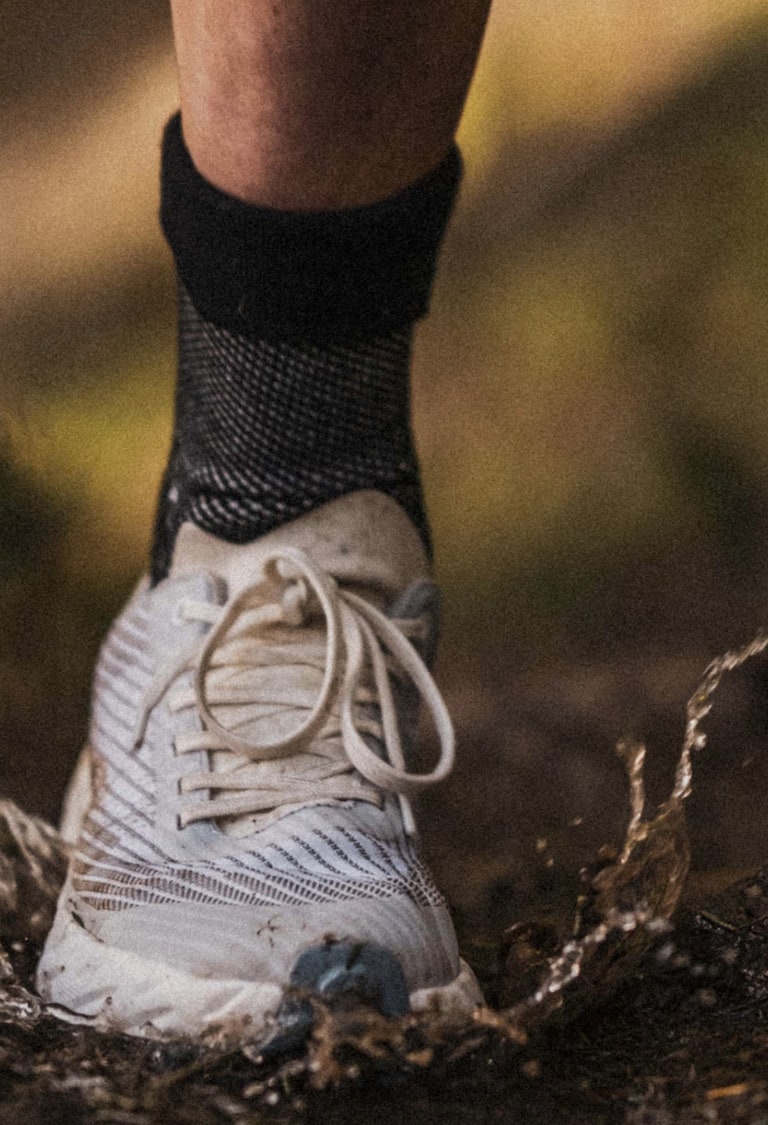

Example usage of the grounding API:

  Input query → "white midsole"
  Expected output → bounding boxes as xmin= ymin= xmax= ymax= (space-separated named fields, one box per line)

xmin=36 ymin=907 xmax=482 ymax=1042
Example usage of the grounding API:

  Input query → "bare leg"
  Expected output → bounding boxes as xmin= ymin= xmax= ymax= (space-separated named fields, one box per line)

xmin=170 ymin=0 xmax=491 ymax=207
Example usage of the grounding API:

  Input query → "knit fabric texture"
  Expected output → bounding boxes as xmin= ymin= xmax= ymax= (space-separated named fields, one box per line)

xmin=160 ymin=113 xmax=462 ymax=343
xmin=151 ymin=285 xmax=428 ymax=580
xmin=152 ymin=114 xmax=461 ymax=580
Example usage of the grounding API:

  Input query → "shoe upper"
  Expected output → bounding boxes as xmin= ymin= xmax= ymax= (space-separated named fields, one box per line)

xmin=63 ymin=492 xmax=461 ymax=991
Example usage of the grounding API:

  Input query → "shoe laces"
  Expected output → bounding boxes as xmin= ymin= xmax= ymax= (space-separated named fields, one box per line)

xmin=134 ymin=547 xmax=454 ymax=835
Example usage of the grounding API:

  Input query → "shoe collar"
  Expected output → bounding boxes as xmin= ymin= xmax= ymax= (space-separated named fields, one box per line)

xmin=170 ymin=490 xmax=429 ymax=603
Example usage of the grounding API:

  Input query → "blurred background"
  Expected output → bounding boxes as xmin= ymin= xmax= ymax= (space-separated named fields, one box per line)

xmin=4 ymin=0 xmax=768 ymax=944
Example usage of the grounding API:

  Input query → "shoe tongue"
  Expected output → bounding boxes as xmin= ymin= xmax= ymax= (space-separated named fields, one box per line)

xmin=170 ymin=491 xmax=429 ymax=601
xmin=169 ymin=492 xmax=429 ymax=837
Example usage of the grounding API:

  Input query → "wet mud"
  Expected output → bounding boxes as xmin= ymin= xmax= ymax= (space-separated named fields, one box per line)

xmin=5 ymin=641 xmax=768 ymax=1123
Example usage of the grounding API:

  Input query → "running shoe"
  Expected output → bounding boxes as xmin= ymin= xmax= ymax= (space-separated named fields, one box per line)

xmin=36 ymin=491 xmax=481 ymax=1039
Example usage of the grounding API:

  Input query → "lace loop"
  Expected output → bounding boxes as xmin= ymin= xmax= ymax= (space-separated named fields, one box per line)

xmin=339 ymin=591 xmax=455 ymax=794
xmin=193 ymin=549 xmax=341 ymax=760
xmin=139 ymin=547 xmax=454 ymax=827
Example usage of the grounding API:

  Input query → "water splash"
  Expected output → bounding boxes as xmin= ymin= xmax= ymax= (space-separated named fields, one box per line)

xmin=483 ymin=630 xmax=768 ymax=1035
xmin=675 ymin=631 xmax=768 ymax=804
xmin=2 ymin=632 xmax=768 ymax=1072
xmin=0 ymin=799 xmax=69 ymax=943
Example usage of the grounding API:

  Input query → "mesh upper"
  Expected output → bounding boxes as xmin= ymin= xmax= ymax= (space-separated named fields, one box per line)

xmin=73 ymin=572 xmax=447 ymax=917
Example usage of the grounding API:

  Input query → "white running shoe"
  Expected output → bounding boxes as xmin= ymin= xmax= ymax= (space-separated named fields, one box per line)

xmin=37 ymin=491 xmax=481 ymax=1040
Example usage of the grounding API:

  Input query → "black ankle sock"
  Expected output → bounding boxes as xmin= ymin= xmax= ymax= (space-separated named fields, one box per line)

xmin=151 ymin=113 xmax=462 ymax=582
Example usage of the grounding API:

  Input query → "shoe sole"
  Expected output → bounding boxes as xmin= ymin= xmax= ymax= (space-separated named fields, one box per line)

xmin=36 ymin=906 xmax=482 ymax=1041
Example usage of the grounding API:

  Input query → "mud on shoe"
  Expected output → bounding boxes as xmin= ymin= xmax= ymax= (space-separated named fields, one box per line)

xmin=36 ymin=491 xmax=481 ymax=1039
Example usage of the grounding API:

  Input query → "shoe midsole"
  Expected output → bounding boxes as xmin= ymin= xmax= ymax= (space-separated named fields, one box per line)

xmin=36 ymin=908 xmax=482 ymax=1040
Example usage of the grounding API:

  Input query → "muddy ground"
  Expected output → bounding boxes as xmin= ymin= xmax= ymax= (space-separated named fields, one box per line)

xmin=4 ymin=644 xmax=768 ymax=1122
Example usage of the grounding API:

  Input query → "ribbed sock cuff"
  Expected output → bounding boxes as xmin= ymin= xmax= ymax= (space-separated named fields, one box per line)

xmin=159 ymin=112 xmax=462 ymax=343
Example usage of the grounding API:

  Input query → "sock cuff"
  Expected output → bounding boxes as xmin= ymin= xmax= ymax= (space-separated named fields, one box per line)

xmin=160 ymin=112 xmax=462 ymax=343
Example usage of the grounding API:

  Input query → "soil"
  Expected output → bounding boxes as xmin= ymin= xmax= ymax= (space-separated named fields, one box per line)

xmin=4 ymin=871 xmax=768 ymax=1124
xmin=4 ymin=644 xmax=768 ymax=1122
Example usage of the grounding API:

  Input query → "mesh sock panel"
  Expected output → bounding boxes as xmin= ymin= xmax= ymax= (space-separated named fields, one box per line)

xmin=151 ymin=114 xmax=461 ymax=581
xmin=150 ymin=286 xmax=427 ymax=580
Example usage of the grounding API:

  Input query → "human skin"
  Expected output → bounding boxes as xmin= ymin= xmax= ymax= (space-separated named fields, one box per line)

xmin=170 ymin=0 xmax=491 ymax=208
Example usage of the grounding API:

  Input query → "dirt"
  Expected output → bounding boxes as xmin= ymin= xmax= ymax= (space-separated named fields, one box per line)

xmin=4 ymin=644 xmax=768 ymax=1122
xmin=3 ymin=881 xmax=768 ymax=1124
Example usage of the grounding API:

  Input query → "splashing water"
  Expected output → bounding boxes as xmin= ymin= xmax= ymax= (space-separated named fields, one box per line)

xmin=0 ymin=799 xmax=68 ymax=944
xmin=2 ymin=632 xmax=768 ymax=1076
xmin=481 ymin=630 xmax=768 ymax=1036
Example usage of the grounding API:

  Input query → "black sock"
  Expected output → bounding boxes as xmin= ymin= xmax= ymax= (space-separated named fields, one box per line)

xmin=151 ymin=113 xmax=462 ymax=583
